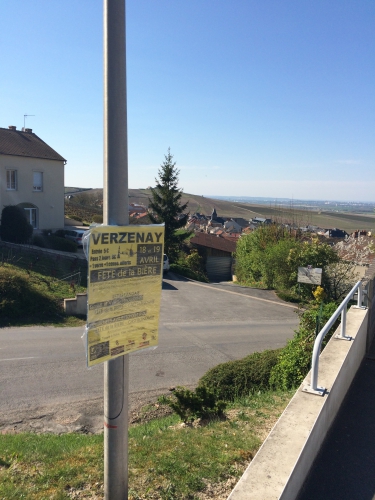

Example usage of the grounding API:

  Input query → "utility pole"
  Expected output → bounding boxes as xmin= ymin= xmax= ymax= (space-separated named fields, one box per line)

xmin=103 ymin=0 xmax=129 ymax=498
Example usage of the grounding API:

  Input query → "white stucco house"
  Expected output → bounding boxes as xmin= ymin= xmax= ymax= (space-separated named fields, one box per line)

xmin=224 ymin=219 xmax=242 ymax=233
xmin=0 ymin=125 xmax=66 ymax=230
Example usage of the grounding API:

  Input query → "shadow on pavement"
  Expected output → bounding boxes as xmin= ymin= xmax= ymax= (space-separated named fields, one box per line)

xmin=163 ymin=272 xmax=189 ymax=283
xmin=162 ymin=280 xmax=179 ymax=290
xmin=297 ymin=344 xmax=375 ymax=500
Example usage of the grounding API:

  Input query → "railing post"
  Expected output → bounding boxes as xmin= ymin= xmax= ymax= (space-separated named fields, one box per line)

xmin=309 ymin=343 xmax=321 ymax=393
xmin=357 ymin=284 xmax=363 ymax=307
xmin=340 ymin=307 xmax=347 ymax=339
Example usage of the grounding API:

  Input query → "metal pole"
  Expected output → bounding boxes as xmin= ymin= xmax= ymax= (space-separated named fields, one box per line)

xmin=103 ymin=1 xmax=129 ymax=498
xmin=357 ymin=283 xmax=363 ymax=307
xmin=308 ymin=281 xmax=362 ymax=393
xmin=340 ymin=307 xmax=347 ymax=338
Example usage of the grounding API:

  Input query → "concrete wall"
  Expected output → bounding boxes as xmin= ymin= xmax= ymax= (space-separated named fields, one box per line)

xmin=228 ymin=306 xmax=369 ymax=500
xmin=64 ymin=293 xmax=87 ymax=316
xmin=366 ymin=273 xmax=375 ymax=352
xmin=0 ymin=240 xmax=87 ymax=262
xmin=0 ymin=154 xmax=64 ymax=230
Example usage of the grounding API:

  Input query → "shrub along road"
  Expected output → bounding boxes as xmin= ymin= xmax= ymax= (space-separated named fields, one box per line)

xmin=0 ymin=273 xmax=299 ymax=434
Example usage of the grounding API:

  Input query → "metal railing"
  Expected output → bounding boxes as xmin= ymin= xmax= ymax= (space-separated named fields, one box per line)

xmin=303 ymin=281 xmax=366 ymax=396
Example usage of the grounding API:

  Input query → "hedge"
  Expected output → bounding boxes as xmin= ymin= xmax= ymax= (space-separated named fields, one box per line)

xmin=199 ymin=349 xmax=282 ymax=401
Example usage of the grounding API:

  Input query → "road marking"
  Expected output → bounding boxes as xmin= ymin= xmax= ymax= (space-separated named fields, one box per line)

xmin=188 ymin=282 xmax=298 ymax=309
xmin=0 ymin=357 xmax=37 ymax=362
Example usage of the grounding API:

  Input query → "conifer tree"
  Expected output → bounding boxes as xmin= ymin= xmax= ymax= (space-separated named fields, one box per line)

xmin=148 ymin=149 xmax=188 ymax=259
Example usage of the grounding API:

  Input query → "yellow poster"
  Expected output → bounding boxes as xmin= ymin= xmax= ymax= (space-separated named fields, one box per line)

xmin=86 ymin=225 xmax=164 ymax=367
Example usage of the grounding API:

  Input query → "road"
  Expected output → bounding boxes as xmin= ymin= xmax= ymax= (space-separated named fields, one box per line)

xmin=0 ymin=274 xmax=299 ymax=433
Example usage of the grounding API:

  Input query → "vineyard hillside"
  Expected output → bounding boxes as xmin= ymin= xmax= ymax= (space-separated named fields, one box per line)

xmin=64 ymin=188 xmax=375 ymax=233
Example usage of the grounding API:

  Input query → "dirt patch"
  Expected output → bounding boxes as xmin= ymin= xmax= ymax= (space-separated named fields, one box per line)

xmin=0 ymin=390 xmax=176 ymax=435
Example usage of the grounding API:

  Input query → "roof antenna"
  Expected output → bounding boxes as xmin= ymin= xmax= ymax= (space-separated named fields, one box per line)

xmin=23 ymin=114 xmax=35 ymax=130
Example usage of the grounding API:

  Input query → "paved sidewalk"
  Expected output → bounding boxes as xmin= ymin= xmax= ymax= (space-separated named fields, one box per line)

xmin=297 ymin=339 xmax=375 ymax=500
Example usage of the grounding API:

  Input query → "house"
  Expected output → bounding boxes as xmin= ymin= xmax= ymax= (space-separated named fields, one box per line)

xmin=0 ymin=126 xmax=66 ymax=230
xmin=208 ymin=227 xmax=224 ymax=235
xmin=324 ymin=228 xmax=348 ymax=239
xmin=352 ymin=230 xmax=370 ymax=238
xmin=190 ymin=232 xmax=237 ymax=282
xmin=250 ymin=217 xmax=272 ymax=226
xmin=223 ymin=218 xmax=242 ymax=233
xmin=129 ymin=203 xmax=147 ymax=214
xmin=230 ymin=217 xmax=250 ymax=229
xmin=208 ymin=207 xmax=226 ymax=226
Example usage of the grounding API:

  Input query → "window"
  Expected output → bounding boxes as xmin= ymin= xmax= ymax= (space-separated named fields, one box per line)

xmin=33 ymin=171 xmax=43 ymax=191
xmin=6 ymin=170 xmax=17 ymax=190
xmin=24 ymin=208 xmax=37 ymax=229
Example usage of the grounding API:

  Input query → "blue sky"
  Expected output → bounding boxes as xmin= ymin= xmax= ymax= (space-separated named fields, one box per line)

xmin=1 ymin=1 xmax=374 ymax=201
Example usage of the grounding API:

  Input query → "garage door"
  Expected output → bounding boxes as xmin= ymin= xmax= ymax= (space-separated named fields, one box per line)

xmin=206 ymin=256 xmax=232 ymax=282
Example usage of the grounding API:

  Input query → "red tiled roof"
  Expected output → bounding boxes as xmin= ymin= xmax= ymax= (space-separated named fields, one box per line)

xmin=0 ymin=127 xmax=65 ymax=161
xmin=190 ymin=232 xmax=237 ymax=253
xmin=222 ymin=233 xmax=241 ymax=242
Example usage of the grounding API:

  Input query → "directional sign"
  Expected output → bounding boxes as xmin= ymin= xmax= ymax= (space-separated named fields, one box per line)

xmin=297 ymin=266 xmax=322 ymax=285
xmin=86 ymin=225 xmax=164 ymax=366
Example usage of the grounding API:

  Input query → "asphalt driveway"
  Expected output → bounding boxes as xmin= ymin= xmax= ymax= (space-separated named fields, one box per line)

xmin=0 ymin=273 xmax=299 ymax=433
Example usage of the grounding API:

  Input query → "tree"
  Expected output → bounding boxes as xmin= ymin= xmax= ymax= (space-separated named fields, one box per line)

xmin=324 ymin=261 xmax=360 ymax=302
xmin=235 ymin=225 xmax=298 ymax=288
xmin=235 ymin=227 xmax=340 ymax=296
xmin=287 ymin=238 xmax=340 ymax=298
xmin=0 ymin=205 xmax=33 ymax=244
xmin=148 ymin=149 xmax=188 ymax=259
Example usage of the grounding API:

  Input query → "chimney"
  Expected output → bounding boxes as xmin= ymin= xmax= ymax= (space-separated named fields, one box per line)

xmin=25 ymin=128 xmax=32 ymax=133
xmin=8 ymin=125 xmax=16 ymax=130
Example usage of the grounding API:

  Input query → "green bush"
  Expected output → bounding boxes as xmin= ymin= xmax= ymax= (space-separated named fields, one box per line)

xmin=45 ymin=235 xmax=77 ymax=252
xmin=276 ymin=290 xmax=301 ymax=303
xmin=269 ymin=302 xmax=339 ymax=390
xmin=31 ymin=234 xmax=46 ymax=248
xmin=0 ymin=205 xmax=33 ymax=244
xmin=199 ymin=349 xmax=281 ymax=401
xmin=287 ymin=240 xmax=340 ymax=299
xmin=164 ymin=386 xmax=226 ymax=423
xmin=235 ymin=226 xmax=339 ymax=296
xmin=235 ymin=226 xmax=297 ymax=288
xmin=32 ymin=234 xmax=77 ymax=253
xmin=92 ymin=215 xmax=103 ymax=223
xmin=184 ymin=250 xmax=204 ymax=272
xmin=54 ymin=229 xmax=67 ymax=238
